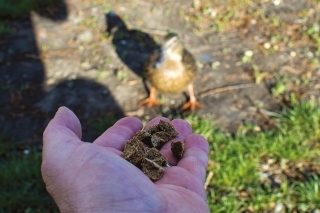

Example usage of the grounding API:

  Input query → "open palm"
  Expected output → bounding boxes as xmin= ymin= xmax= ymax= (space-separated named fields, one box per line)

xmin=42 ymin=107 xmax=210 ymax=213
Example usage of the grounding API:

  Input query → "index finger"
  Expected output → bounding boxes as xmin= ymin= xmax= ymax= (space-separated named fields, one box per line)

xmin=144 ymin=117 xmax=193 ymax=165
xmin=93 ymin=117 xmax=143 ymax=150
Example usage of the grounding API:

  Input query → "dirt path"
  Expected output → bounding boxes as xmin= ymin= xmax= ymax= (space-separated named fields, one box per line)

xmin=1 ymin=0 xmax=319 ymax=142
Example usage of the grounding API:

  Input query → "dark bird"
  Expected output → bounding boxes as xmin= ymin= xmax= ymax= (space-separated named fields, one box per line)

xmin=139 ymin=33 xmax=202 ymax=111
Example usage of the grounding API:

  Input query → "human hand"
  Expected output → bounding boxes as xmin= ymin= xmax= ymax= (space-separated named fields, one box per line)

xmin=41 ymin=107 xmax=210 ymax=213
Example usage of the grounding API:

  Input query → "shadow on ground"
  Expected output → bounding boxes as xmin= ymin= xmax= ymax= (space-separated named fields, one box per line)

xmin=0 ymin=1 xmax=124 ymax=143
xmin=106 ymin=11 xmax=159 ymax=77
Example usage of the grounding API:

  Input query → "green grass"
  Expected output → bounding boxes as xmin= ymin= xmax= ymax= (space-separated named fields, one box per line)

xmin=1 ymin=100 xmax=319 ymax=212
xmin=0 ymin=0 xmax=55 ymax=36
xmin=0 ymin=21 xmax=10 ymax=35
xmin=187 ymin=100 xmax=320 ymax=212
xmin=0 ymin=0 xmax=54 ymax=18
xmin=0 ymin=141 xmax=58 ymax=212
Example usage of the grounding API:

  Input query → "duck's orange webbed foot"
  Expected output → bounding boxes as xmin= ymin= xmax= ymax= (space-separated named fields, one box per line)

xmin=181 ymin=100 xmax=202 ymax=111
xmin=139 ymin=86 xmax=159 ymax=108
xmin=138 ymin=97 xmax=160 ymax=108
xmin=182 ymin=84 xmax=202 ymax=111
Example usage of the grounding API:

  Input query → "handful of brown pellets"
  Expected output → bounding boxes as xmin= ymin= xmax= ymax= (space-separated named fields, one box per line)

xmin=121 ymin=120 xmax=185 ymax=181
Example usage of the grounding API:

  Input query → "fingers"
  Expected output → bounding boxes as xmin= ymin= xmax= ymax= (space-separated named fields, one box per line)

xmin=155 ymin=134 xmax=209 ymax=201
xmin=93 ymin=117 xmax=143 ymax=150
xmin=144 ymin=117 xmax=192 ymax=165
xmin=159 ymin=119 xmax=192 ymax=165
xmin=156 ymin=167 xmax=207 ymax=200
xmin=143 ymin=117 xmax=170 ymax=129
xmin=177 ymin=134 xmax=209 ymax=182
xmin=94 ymin=116 xmax=208 ymax=184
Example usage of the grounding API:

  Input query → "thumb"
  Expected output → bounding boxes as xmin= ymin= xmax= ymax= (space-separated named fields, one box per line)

xmin=42 ymin=107 xmax=82 ymax=176
xmin=44 ymin=106 xmax=82 ymax=141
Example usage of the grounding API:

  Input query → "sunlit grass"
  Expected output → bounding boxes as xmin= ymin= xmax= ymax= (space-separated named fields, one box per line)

xmin=188 ymin=101 xmax=320 ymax=212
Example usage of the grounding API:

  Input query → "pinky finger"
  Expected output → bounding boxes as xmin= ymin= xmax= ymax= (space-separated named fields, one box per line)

xmin=177 ymin=134 xmax=209 ymax=182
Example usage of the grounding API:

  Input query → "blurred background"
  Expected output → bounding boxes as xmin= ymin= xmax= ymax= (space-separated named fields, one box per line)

xmin=0 ymin=0 xmax=319 ymax=212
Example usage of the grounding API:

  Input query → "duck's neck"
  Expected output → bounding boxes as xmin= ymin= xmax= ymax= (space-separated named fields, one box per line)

xmin=154 ymin=46 xmax=182 ymax=68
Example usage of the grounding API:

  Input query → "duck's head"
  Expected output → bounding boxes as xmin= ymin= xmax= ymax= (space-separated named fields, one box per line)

xmin=161 ymin=33 xmax=183 ymax=60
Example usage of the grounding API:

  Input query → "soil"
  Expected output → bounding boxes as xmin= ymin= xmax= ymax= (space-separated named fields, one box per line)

xmin=1 ymin=0 xmax=319 ymax=143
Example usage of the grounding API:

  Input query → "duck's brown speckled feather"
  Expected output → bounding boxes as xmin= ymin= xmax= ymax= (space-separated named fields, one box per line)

xmin=144 ymin=49 xmax=197 ymax=93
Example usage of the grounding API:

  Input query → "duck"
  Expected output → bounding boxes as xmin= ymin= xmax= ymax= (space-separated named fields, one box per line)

xmin=139 ymin=33 xmax=202 ymax=111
